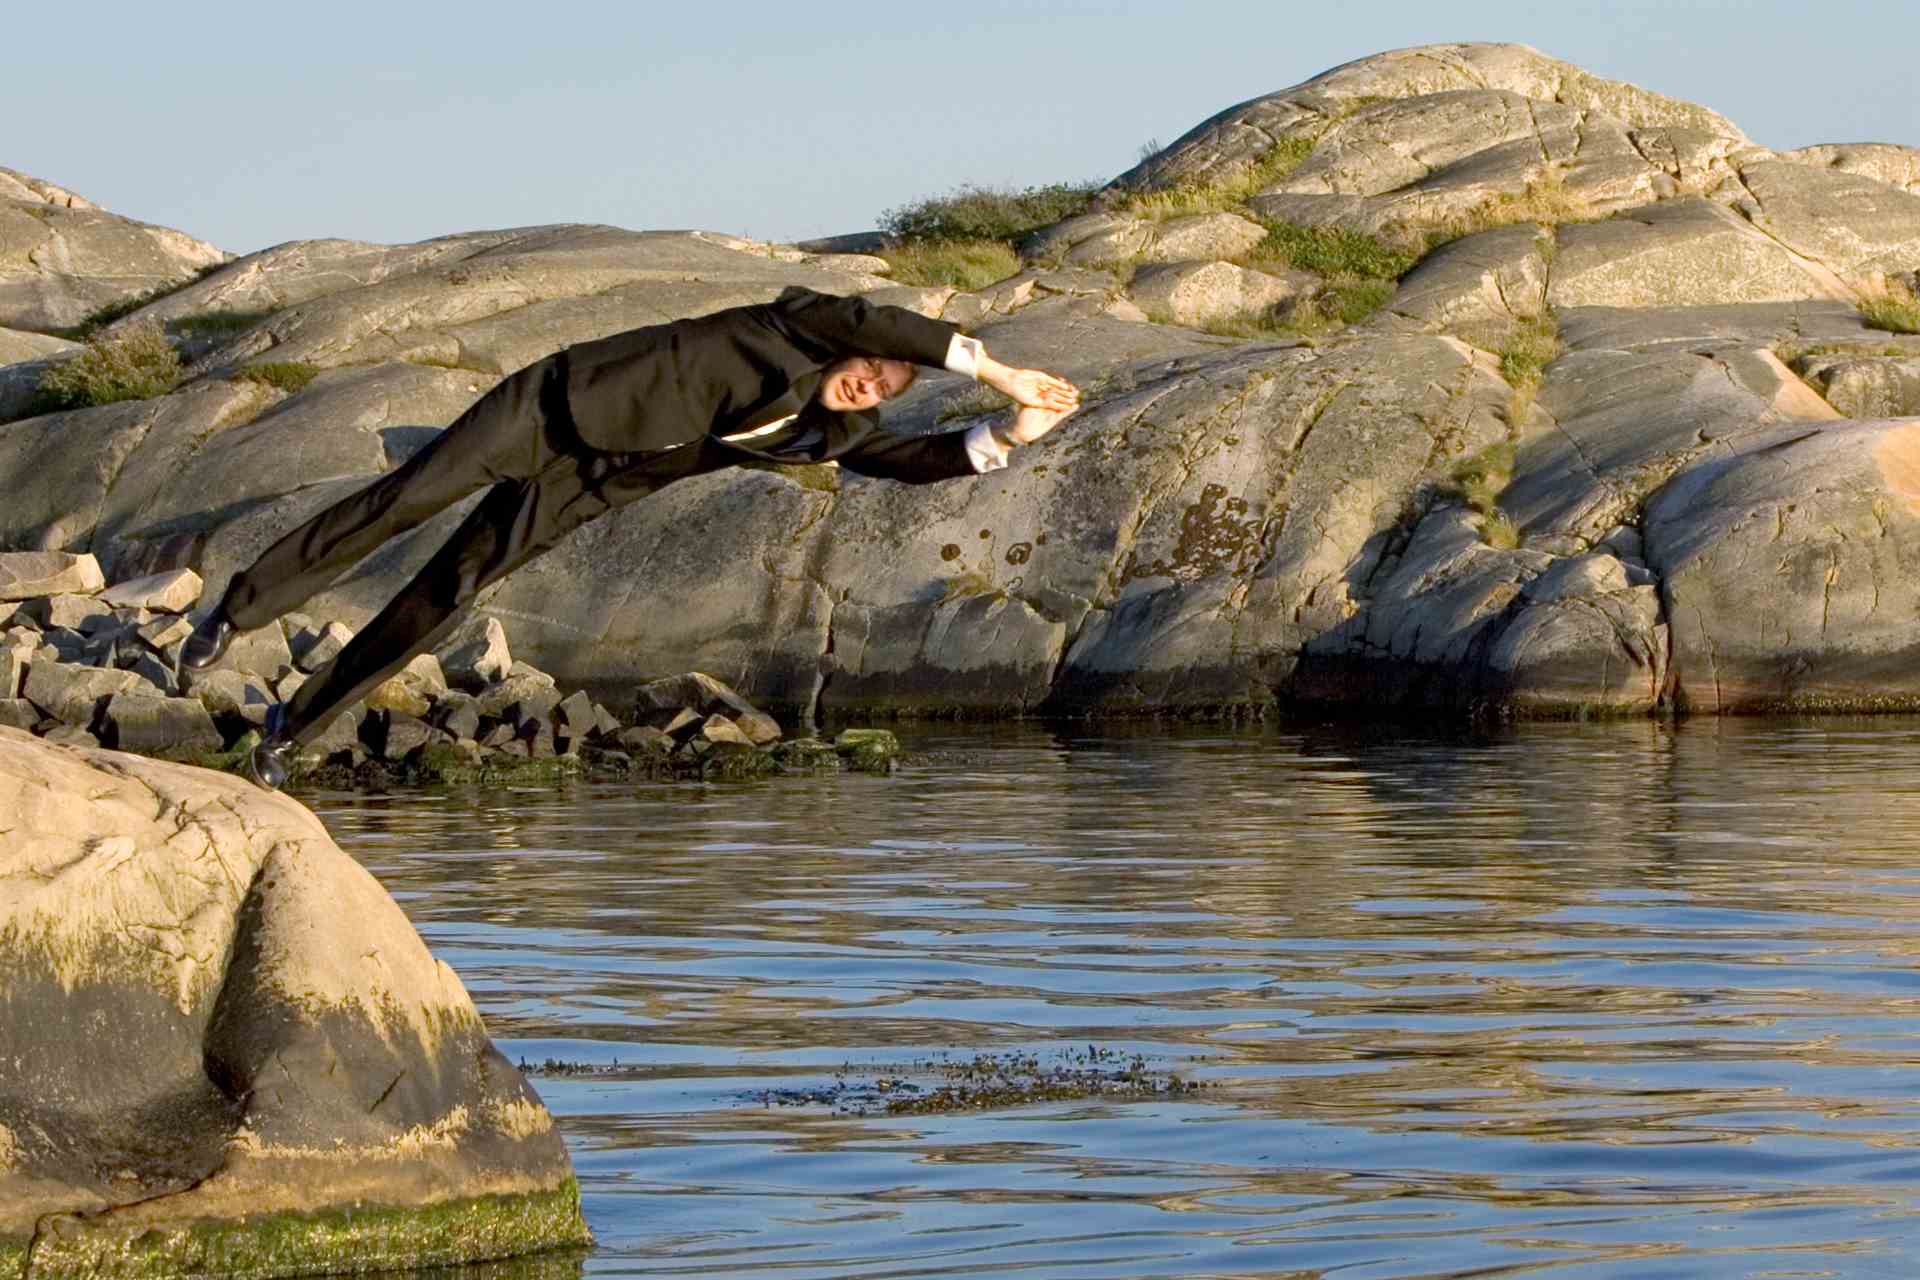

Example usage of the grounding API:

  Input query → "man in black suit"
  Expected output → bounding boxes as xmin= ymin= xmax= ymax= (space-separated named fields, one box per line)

xmin=181 ymin=287 xmax=1080 ymax=789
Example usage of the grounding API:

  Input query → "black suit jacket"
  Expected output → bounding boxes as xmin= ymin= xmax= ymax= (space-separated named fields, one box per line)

xmin=563 ymin=287 xmax=978 ymax=484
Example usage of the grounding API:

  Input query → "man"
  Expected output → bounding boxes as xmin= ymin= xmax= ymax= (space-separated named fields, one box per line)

xmin=180 ymin=286 xmax=1080 ymax=790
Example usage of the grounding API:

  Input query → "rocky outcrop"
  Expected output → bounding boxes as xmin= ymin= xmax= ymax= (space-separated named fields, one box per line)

xmin=0 ymin=167 xmax=227 ymax=333
xmin=6 ymin=43 xmax=1920 ymax=720
xmin=0 ymin=727 xmax=590 ymax=1274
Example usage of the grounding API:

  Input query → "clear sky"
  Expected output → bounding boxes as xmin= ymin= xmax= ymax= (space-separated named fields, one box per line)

xmin=9 ymin=0 xmax=1916 ymax=255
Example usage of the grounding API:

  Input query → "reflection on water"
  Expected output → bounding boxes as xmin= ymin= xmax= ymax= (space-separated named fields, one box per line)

xmin=315 ymin=719 xmax=1920 ymax=1278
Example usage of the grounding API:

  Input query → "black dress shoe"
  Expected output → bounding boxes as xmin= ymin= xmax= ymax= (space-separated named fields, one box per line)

xmin=181 ymin=608 xmax=238 ymax=671
xmin=247 ymin=704 xmax=295 ymax=792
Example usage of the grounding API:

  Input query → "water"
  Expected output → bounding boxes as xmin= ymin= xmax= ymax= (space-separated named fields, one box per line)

xmin=310 ymin=719 xmax=1920 ymax=1278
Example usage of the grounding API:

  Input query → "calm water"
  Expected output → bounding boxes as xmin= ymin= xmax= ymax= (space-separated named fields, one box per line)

xmin=310 ymin=719 xmax=1920 ymax=1279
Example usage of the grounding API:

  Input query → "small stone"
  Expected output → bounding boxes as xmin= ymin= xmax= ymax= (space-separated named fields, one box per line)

xmin=41 ymin=725 xmax=100 ymax=748
xmin=835 ymin=728 xmax=900 ymax=774
xmin=733 ymin=708 xmax=782 ymax=746
xmin=656 ymin=707 xmax=702 ymax=741
xmin=479 ymin=722 xmax=518 ymax=749
xmin=0 ymin=641 xmax=24 ymax=700
xmin=367 ymin=677 xmax=433 ymax=718
xmin=22 ymin=661 xmax=143 ymax=727
xmin=379 ymin=712 xmax=439 ymax=760
xmin=98 ymin=568 xmax=203 ymax=613
xmin=137 ymin=613 xmax=194 ymax=650
xmin=554 ymin=689 xmax=597 ymax=733
xmin=616 ymin=725 xmax=672 ymax=755
xmin=293 ymin=620 xmax=354 ymax=673
xmin=0 ymin=551 xmax=105 ymax=601
xmin=308 ymin=709 xmax=363 ymax=755
xmin=19 ymin=594 xmax=113 ymax=633
xmin=188 ymin=669 xmax=272 ymax=720
xmin=276 ymin=669 xmax=307 ymax=700
xmin=436 ymin=617 xmax=512 ymax=690
xmin=477 ymin=673 xmax=561 ymax=720
xmin=128 ymin=651 xmax=180 ymax=696
xmin=435 ymin=691 xmax=482 ymax=741
xmin=592 ymin=703 xmax=621 ymax=737
xmin=103 ymin=692 xmax=223 ymax=755
xmin=698 ymin=714 xmax=754 ymax=747
xmin=505 ymin=661 xmax=554 ymax=687
xmin=0 ymin=698 xmax=40 ymax=731
xmin=398 ymin=652 xmax=448 ymax=696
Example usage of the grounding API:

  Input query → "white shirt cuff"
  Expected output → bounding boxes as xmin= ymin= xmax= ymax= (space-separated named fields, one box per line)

xmin=964 ymin=422 xmax=1010 ymax=473
xmin=944 ymin=334 xmax=983 ymax=380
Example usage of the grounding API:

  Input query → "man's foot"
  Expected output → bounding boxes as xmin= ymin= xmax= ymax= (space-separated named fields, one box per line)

xmin=180 ymin=606 xmax=238 ymax=671
xmin=247 ymin=704 xmax=295 ymax=792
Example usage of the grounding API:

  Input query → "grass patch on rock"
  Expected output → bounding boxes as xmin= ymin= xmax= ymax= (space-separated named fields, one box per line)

xmin=230 ymin=361 xmax=320 ymax=394
xmin=1495 ymin=310 xmax=1561 ymax=421
xmin=1179 ymin=277 xmax=1397 ymax=343
xmin=173 ymin=308 xmax=276 ymax=341
xmin=31 ymin=321 xmax=183 ymax=412
xmin=1242 ymin=218 xmax=1416 ymax=281
xmin=881 ymin=182 xmax=1099 ymax=244
xmin=876 ymin=239 xmax=1020 ymax=290
xmin=1443 ymin=440 xmax=1522 ymax=548
xmin=1119 ymin=135 xmax=1319 ymax=221
xmin=1860 ymin=287 xmax=1920 ymax=335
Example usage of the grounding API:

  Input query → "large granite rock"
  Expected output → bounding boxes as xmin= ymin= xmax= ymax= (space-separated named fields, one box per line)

xmin=0 ymin=727 xmax=588 ymax=1274
xmin=0 ymin=168 xmax=227 ymax=333
xmin=6 ymin=44 xmax=1920 ymax=722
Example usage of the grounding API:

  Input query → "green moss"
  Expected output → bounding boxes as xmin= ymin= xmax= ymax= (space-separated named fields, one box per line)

xmin=229 ymin=362 xmax=320 ymax=394
xmin=834 ymin=727 xmax=900 ymax=774
xmin=25 ymin=1179 xmax=590 ymax=1278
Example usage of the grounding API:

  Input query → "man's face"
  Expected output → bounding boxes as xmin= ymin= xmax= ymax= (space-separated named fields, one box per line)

xmin=818 ymin=356 xmax=915 ymax=412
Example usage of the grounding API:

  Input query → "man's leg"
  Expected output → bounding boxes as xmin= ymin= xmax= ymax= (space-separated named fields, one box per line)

xmin=185 ymin=355 xmax=569 ymax=668
xmin=267 ymin=448 xmax=636 ymax=761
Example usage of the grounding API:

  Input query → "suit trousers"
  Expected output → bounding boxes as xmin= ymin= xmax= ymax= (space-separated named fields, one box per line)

xmin=222 ymin=353 xmax=717 ymax=747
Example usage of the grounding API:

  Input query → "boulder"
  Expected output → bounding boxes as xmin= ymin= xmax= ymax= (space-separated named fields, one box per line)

xmin=101 ymin=690 xmax=223 ymax=754
xmin=1143 ymin=212 xmax=1267 ymax=263
xmin=21 ymin=661 xmax=143 ymax=727
xmin=0 ymin=727 xmax=588 ymax=1272
xmin=0 ymin=168 xmax=227 ymax=332
xmin=1128 ymin=261 xmax=1311 ymax=325
xmin=0 ymin=552 xmax=104 ymax=601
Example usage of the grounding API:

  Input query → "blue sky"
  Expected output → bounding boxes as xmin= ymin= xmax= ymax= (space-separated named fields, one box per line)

xmin=9 ymin=0 xmax=1916 ymax=254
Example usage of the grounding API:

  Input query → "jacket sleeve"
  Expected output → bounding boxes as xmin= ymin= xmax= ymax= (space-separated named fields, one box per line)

xmin=763 ymin=287 xmax=959 ymax=368
xmin=834 ymin=413 xmax=980 ymax=485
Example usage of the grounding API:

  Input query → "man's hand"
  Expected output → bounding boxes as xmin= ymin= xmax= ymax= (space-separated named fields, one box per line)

xmin=999 ymin=403 xmax=1078 ymax=448
xmin=978 ymin=354 xmax=1079 ymax=412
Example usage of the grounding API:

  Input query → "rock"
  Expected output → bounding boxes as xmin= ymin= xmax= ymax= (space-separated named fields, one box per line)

xmin=554 ymin=689 xmax=597 ymax=735
xmin=366 ymin=676 xmax=433 ymax=718
xmin=40 ymin=724 xmax=99 ymax=748
xmin=128 ymin=650 xmax=181 ymax=696
xmin=616 ymin=724 xmax=672 ymax=755
xmin=834 ymin=727 xmax=900 ymax=773
xmin=697 ymin=713 xmax=754 ymax=747
xmin=0 ymin=552 xmax=104 ymax=601
xmin=435 ymin=691 xmax=483 ymax=741
xmin=16 ymin=593 xmax=113 ymax=632
xmin=98 ymin=567 xmax=203 ymax=612
xmin=102 ymin=691 xmax=223 ymax=754
xmin=0 ymin=698 xmax=38 ymax=731
xmin=21 ymin=660 xmax=143 ymax=727
xmin=437 ymin=616 xmax=513 ymax=690
xmin=377 ymin=711 xmax=441 ymax=760
xmin=137 ymin=612 xmax=194 ymax=650
xmin=398 ymin=651 xmax=449 ymax=695
xmin=1546 ymin=199 xmax=1851 ymax=308
xmin=0 ymin=636 xmax=24 ymax=699
xmin=187 ymin=668 xmax=275 ymax=726
xmin=1797 ymin=354 xmax=1920 ymax=418
xmin=0 ymin=727 xmax=588 ymax=1270
xmin=293 ymin=619 xmax=355 ymax=673
xmin=0 ymin=168 xmax=227 ymax=332
xmin=1143 ymin=212 xmax=1268 ymax=263
xmin=1128 ymin=260 xmax=1311 ymax=325
xmin=633 ymin=671 xmax=767 ymax=723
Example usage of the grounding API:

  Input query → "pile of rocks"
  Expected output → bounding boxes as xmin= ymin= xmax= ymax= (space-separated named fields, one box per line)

xmin=0 ymin=549 xmax=896 ymax=783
